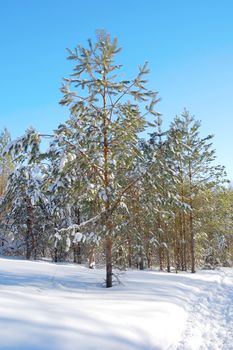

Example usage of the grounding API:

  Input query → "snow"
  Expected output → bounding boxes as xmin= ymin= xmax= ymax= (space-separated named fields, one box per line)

xmin=0 ymin=258 xmax=233 ymax=350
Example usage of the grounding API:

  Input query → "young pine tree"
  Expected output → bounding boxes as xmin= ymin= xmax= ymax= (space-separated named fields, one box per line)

xmin=58 ymin=31 xmax=159 ymax=287
xmin=167 ymin=110 xmax=226 ymax=272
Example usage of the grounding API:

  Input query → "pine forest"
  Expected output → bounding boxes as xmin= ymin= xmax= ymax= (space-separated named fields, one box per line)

xmin=0 ymin=32 xmax=232 ymax=290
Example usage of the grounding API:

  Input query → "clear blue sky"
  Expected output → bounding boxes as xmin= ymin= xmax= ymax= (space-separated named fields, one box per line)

xmin=0 ymin=0 xmax=233 ymax=179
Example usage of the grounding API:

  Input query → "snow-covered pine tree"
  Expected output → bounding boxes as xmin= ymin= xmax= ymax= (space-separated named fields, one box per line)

xmin=2 ymin=128 xmax=49 ymax=259
xmin=0 ymin=129 xmax=14 ymax=249
xmin=195 ymin=185 xmax=233 ymax=267
xmin=57 ymin=31 xmax=160 ymax=287
xmin=141 ymin=115 xmax=178 ymax=271
xmin=2 ymin=162 xmax=48 ymax=258
xmin=0 ymin=129 xmax=13 ymax=197
xmin=167 ymin=110 xmax=226 ymax=272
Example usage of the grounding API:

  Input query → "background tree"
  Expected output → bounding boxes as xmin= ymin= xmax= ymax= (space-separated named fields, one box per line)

xmin=167 ymin=111 xmax=227 ymax=272
xmin=0 ymin=129 xmax=13 ymax=197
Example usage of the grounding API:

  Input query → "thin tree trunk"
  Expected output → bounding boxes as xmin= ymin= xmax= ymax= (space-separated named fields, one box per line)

xmin=73 ymin=208 xmax=82 ymax=264
xmin=174 ymin=215 xmax=180 ymax=272
xmin=139 ymin=247 xmax=144 ymax=270
xmin=118 ymin=246 xmax=124 ymax=267
xmin=127 ymin=234 xmax=132 ymax=268
xmin=159 ymin=246 xmax=163 ymax=271
xmin=190 ymin=209 xmax=195 ymax=273
xmin=106 ymin=236 xmax=112 ymax=287
xmin=164 ymin=225 xmax=171 ymax=272
xmin=147 ymin=248 xmax=152 ymax=269
xmin=157 ymin=214 xmax=163 ymax=271
xmin=102 ymin=67 xmax=113 ymax=287
xmin=88 ymin=247 xmax=95 ymax=269
xmin=25 ymin=232 xmax=31 ymax=260
xmin=26 ymin=197 xmax=34 ymax=260
xmin=166 ymin=248 xmax=171 ymax=272
xmin=189 ymin=160 xmax=195 ymax=273
xmin=180 ymin=177 xmax=187 ymax=271
xmin=73 ymin=244 xmax=82 ymax=264
xmin=54 ymin=247 xmax=58 ymax=262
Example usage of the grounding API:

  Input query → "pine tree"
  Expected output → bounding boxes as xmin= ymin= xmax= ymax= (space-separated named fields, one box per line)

xmin=167 ymin=110 xmax=226 ymax=272
xmin=0 ymin=129 xmax=13 ymax=197
xmin=57 ymin=31 xmax=159 ymax=287
xmin=1 ymin=129 xmax=49 ymax=258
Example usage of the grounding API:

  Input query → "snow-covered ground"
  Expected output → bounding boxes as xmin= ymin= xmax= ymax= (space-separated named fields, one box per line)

xmin=0 ymin=257 xmax=232 ymax=350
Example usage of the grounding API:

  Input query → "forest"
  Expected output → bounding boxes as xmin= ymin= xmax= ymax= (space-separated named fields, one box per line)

xmin=0 ymin=32 xmax=232 ymax=288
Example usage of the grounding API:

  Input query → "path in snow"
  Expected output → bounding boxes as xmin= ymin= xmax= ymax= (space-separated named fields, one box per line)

xmin=172 ymin=268 xmax=233 ymax=350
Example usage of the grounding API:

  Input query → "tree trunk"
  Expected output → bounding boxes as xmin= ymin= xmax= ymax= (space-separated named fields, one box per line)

xmin=147 ymin=251 xmax=152 ymax=269
xmin=88 ymin=247 xmax=95 ymax=269
xmin=190 ymin=209 xmax=195 ymax=273
xmin=73 ymin=208 xmax=82 ymax=264
xmin=118 ymin=246 xmax=124 ymax=267
xmin=25 ymin=232 xmax=31 ymax=260
xmin=102 ymin=70 xmax=113 ymax=287
xmin=159 ymin=246 xmax=163 ymax=271
xmin=157 ymin=215 xmax=163 ymax=271
xmin=54 ymin=247 xmax=58 ymax=262
xmin=166 ymin=248 xmax=171 ymax=272
xmin=182 ymin=215 xmax=187 ymax=271
xmin=165 ymin=226 xmax=171 ymax=272
xmin=73 ymin=243 xmax=82 ymax=264
xmin=26 ymin=197 xmax=34 ymax=260
xmin=106 ymin=236 xmax=112 ymax=287
xmin=189 ymin=160 xmax=195 ymax=273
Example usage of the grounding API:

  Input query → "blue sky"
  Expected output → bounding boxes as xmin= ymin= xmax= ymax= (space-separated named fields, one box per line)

xmin=0 ymin=0 xmax=233 ymax=179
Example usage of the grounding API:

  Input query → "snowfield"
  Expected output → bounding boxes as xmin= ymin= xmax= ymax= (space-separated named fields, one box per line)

xmin=0 ymin=258 xmax=232 ymax=350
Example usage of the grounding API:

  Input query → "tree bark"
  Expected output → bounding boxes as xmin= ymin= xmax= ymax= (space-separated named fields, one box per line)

xmin=73 ymin=243 xmax=82 ymax=264
xmin=26 ymin=197 xmax=34 ymax=260
xmin=106 ymin=236 xmax=112 ymax=287
xmin=73 ymin=207 xmax=82 ymax=264
xmin=88 ymin=247 xmax=95 ymax=269
xmin=139 ymin=247 xmax=144 ymax=270
xmin=189 ymin=161 xmax=195 ymax=273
